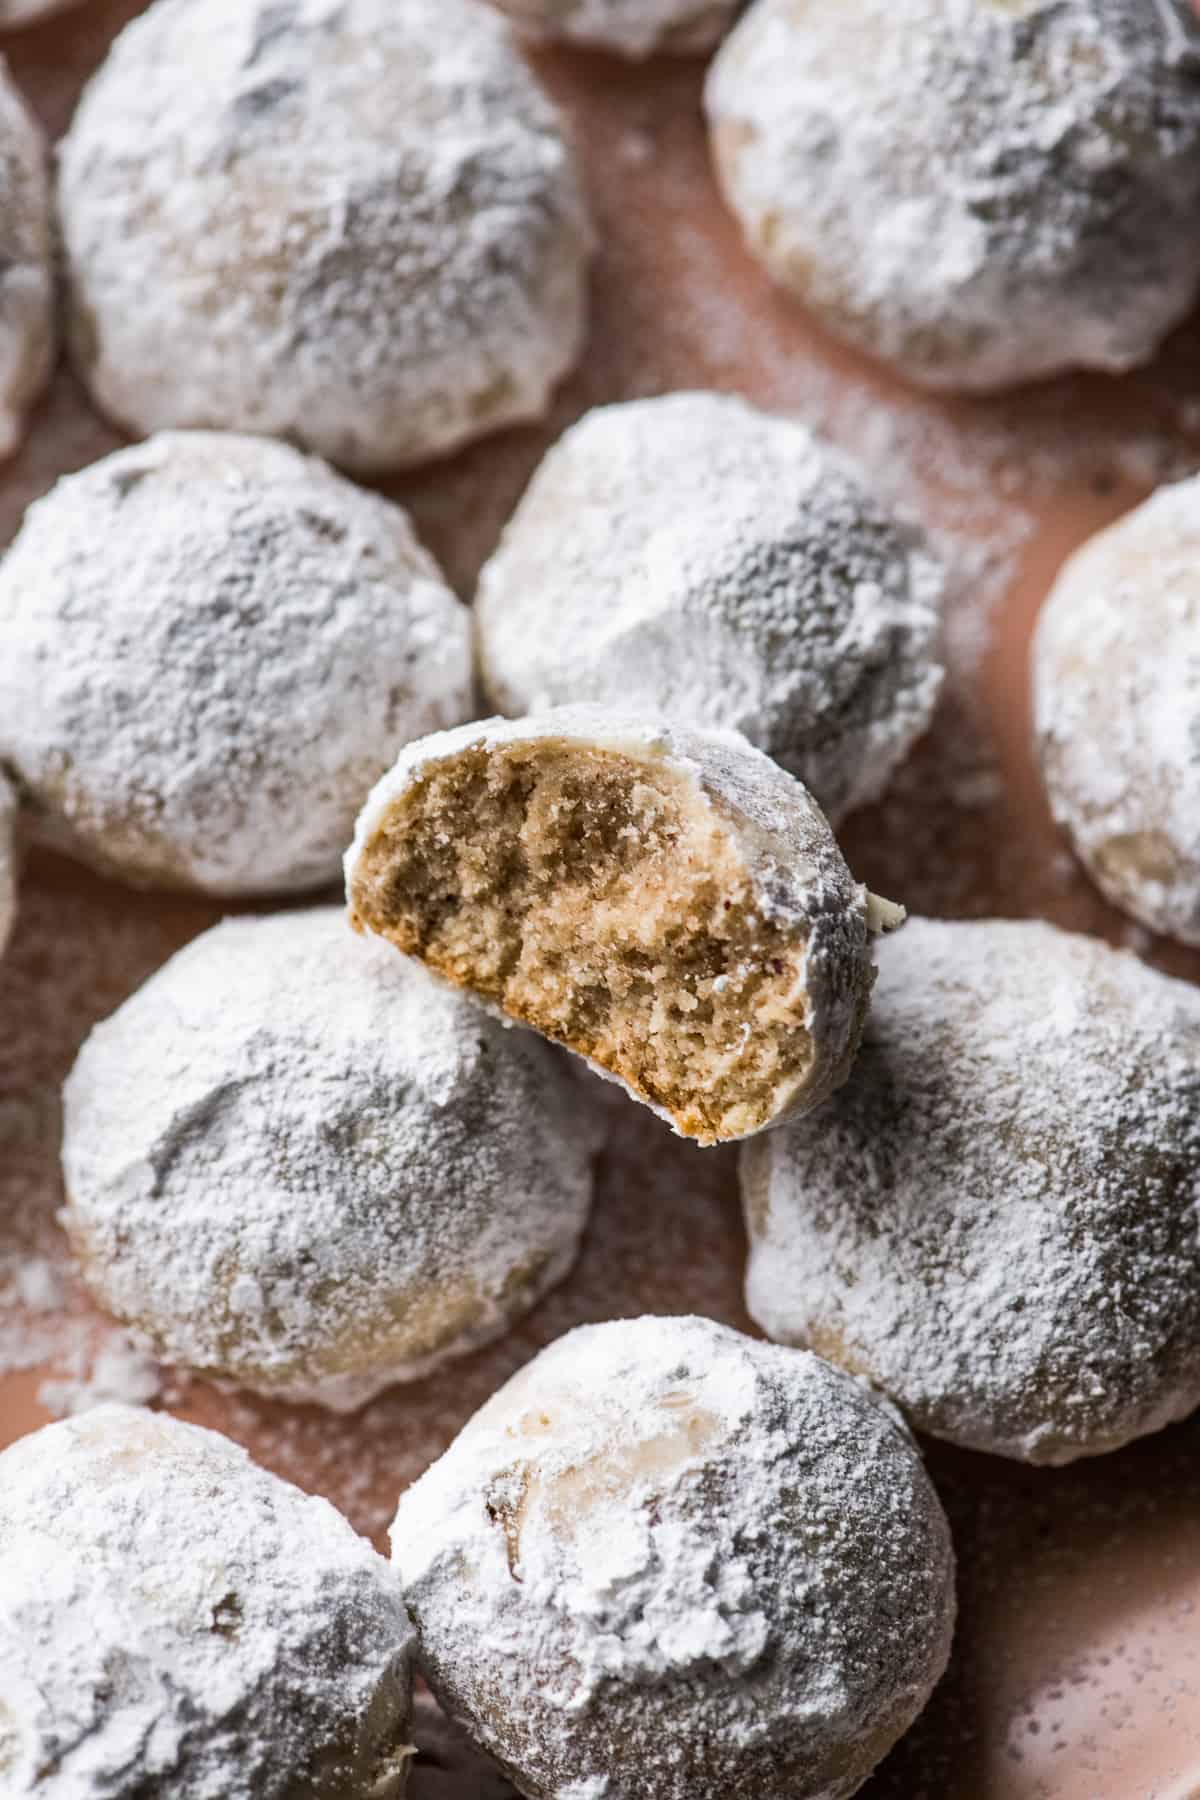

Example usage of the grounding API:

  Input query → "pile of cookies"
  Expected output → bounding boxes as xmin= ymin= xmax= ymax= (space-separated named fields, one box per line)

xmin=2 ymin=1 xmax=1200 ymax=1796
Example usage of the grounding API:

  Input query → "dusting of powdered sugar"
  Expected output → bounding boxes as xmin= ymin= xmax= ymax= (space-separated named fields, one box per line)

xmin=0 ymin=58 xmax=52 ymax=458
xmin=487 ymin=0 xmax=738 ymax=57
xmin=0 ymin=1404 xmax=413 ymax=1800
xmin=57 ymin=0 xmax=592 ymax=473
xmin=62 ymin=907 xmax=598 ymax=1411
xmin=0 ymin=430 xmax=472 ymax=896
xmin=393 ymin=1315 xmax=955 ymax=1800
xmin=741 ymin=918 xmax=1200 ymax=1465
xmin=706 ymin=0 xmax=1200 ymax=391
xmin=1034 ymin=476 xmax=1200 ymax=947
xmin=476 ymin=391 xmax=945 ymax=825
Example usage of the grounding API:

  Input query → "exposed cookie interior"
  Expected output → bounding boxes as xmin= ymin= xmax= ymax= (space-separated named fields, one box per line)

xmin=350 ymin=742 xmax=813 ymax=1142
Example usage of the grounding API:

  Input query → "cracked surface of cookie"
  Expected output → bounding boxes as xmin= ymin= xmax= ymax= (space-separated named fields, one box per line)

xmin=393 ymin=1315 xmax=955 ymax=1800
xmin=477 ymin=392 xmax=944 ymax=824
xmin=0 ymin=1405 xmax=413 ymax=1799
xmin=58 ymin=0 xmax=592 ymax=472
xmin=741 ymin=917 xmax=1200 ymax=1464
xmin=1034 ymin=476 xmax=1200 ymax=947
xmin=346 ymin=706 xmax=881 ymax=1145
xmin=706 ymin=0 xmax=1200 ymax=391
xmin=62 ymin=909 xmax=596 ymax=1410
xmin=0 ymin=59 xmax=51 ymax=454
xmin=0 ymin=431 xmax=471 ymax=895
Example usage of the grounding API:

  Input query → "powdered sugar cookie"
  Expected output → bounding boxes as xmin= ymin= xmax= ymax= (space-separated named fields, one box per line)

xmin=0 ymin=431 xmax=471 ymax=896
xmin=476 ymin=392 xmax=944 ymax=824
xmin=0 ymin=59 xmax=51 ymax=454
xmin=0 ymin=1404 xmax=413 ymax=1799
xmin=393 ymin=1315 xmax=955 ymax=1800
xmin=706 ymin=0 xmax=1200 ymax=391
xmin=741 ymin=918 xmax=1200 ymax=1464
xmin=58 ymin=0 xmax=591 ymax=473
xmin=347 ymin=706 xmax=891 ymax=1145
xmin=62 ymin=909 xmax=596 ymax=1410
xmin=1035 ymin=478 xmax=1200 ymax=947
xmin=488 ymin=0 xmax=738 ymax=57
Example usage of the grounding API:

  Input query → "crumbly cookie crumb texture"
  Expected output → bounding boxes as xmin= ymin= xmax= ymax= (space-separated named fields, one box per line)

xmin=0 ymin=1405 xmax=414 ymax=1800
xmin=346 ymin=707 xmax=874 ymax=1144
xmin=393 ymin=1315 xmax=955 ymax=1800
xmin=742 ymin=917 xmax=1200 ymax=1463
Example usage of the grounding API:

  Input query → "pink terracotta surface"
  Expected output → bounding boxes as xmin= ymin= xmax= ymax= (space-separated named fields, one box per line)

xmin=2 ymin=7 xmax=1200 ymax=1796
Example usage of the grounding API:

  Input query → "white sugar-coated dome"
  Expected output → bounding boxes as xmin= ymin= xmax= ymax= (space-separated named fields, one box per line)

xmin=0 ymin=769 xmax=16 ymax=960
xmin=1035 ymin=477 xmax=1200 ymax=947
xmin=63 ymin=909 xmax=597 ymax=1410
xmin=706 ymin=0 xmax=1200 ymax=391
xmin=476 ymin=393 xmax=944 ymax=825
xmin=394 ymin=1314 xmax=955 ymax=1800
xmin=0 ymin=58 xmax=51 ymax=453
xmin=487 ymin=0 xmax=738 ymax=57
xmin=58 ymin=0 xmax=592 ymax=472
xmin=742 ymin=917 xmax=1200 ymax=1464
xmin=0 ymin=431 xmax=472 ymax=896
xmin=0 ymin=1405 xmax=413 ymax=1799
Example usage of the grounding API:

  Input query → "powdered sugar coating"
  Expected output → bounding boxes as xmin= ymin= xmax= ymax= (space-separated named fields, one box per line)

xmin=1034 ymin=477 xmax=1200 ymax=947
xmin=487 ymin=0 xmax=737 ymax=57
xmin=346 ymin=705 xmax=879 ymax=1138
xmin=0 ymin=1404 xmax=413 ymax=1799
xmin=62 ymin=909 xmax=596 ymax=1411
xmin=741 ymin=918 xmax=1200 ymax=1465
xmin=706 ymin=0 xmax=1200 ymax=392
xmin=58 ymin=0 xmax=591 ymax=473
xmin=394 ymin=1315 xmax=955 ymax=1800
xmin=0 ymin=770 xmax=15 ymax=961
xmin=0 ymin=430 xmax=471 ymax=895
xmin=477 ymin=393 xmax=944 ymax=824
xmin=0 ymin=60 xmax=51 ymax=455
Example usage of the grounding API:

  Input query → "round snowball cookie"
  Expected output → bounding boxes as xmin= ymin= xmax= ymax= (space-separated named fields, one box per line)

xmin=394 ymin=1315 xmax=956 ymax=1800
xmin=1035 ymin=478 xmax=1200 ymax=947
xmin=62 ymin=908 xmax=596 ymax=1410
xmin=477 ymin=392 xmax=944 ymax=824
xmin=706 ymin=0 xmax=1200 ymax=392
xmin=0 ymin=1405 xmax=413 ymax=1799
xmin=347 ymin=705 xmax=891 ymax=1146
xmin=487 ymin=0 xmax=738 ymax=57
xmin=0 ymin=61 xmax=52 ymax=455
xmin=58 ymin=0 xmax=592 ymax=473
xmin=741 ymin=918 xmax=1200 ymax=1465
xmin=0 ymin=770 xmax=16 ymax=960
xmin=0 ymin=431 xmax=472 ymax=895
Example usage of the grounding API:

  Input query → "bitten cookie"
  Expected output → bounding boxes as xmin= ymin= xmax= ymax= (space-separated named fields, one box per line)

xmin=0 ymin=1405 xmax=413 ymax=1799
xmin=0 ymin=431 xmax=471 ymax=895
xmin=58 ymin=0 xmax=592 ymax=471
xmin=347 ymin=706 xmax=891 ymax=1145
xmin=706 ymin=0 xmax=1200 ymax=391
xmin=62 ymin=909 xmax=596 ymax=1410
xmin=1034 ymin=476 xmax=1200 ymax=946
xmin=393 ymin=1315 xmax=955 ymax=1800
xmin=0 ymin=57 xmax=51 ymax=454
xmin=741 ymin=917 xmax=1200 ymax=1464
xmin=476 ymin=392 xmax=944 ymax=824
